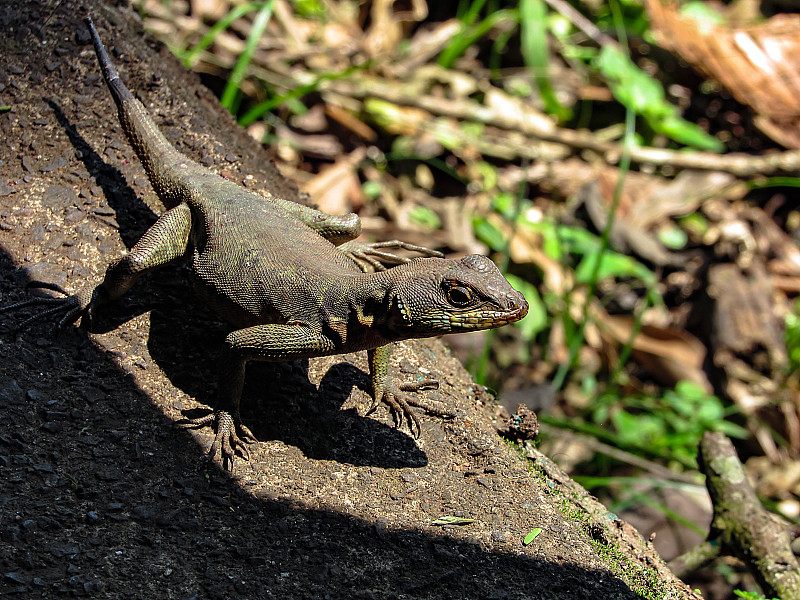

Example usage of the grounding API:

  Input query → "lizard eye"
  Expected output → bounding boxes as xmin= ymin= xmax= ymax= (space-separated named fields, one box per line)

xmin=446 ymin=285 xmax=473 ymax=307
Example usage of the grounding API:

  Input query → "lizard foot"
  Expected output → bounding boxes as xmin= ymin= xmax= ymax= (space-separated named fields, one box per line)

xmin=0 ymin=281 xmax=92 ymax=333
xmin=370 ymin=379 xmax=453 ymax=437
xmin=180 ymin=410 xmax=255 ymax=470
xmin=339 ymin=240 xmax=443 ymax=272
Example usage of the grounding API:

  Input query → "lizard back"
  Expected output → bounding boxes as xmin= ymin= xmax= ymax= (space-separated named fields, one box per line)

xmin=186 ymin=180 xmax=364 ymax=330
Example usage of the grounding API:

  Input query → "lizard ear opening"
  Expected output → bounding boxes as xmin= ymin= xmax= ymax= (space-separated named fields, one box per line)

xmin=391 ymin=293 xmax=412 ymax=323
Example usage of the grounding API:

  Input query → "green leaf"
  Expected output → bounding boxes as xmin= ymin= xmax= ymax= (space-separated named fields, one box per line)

xmin=612 ymin=411 xmax=664 ymax=447
xmin=748 ymin=176 xmax=800 ymax=189
xmin=787 ymin=299 xmax=800 ymax=373
xmin=674 ymin=380 xmax=711 ymax=402
xmin=361 ymin=181 xmax=381 ymax=200
xmin=696 ymin=399 xmax=724 ymax=423
xmin=714 ymin=420 xmax=749 ymax=439
xmin=180 ymin=1 xmax=267 ymax=68
xmin=491 ymin=192 xmax=517 ymax=220
xmin=574 ymin=251 xmax=654 ymax=285
xmin=294 ymin=0 xmax=326 ymax=18
xmin=554 ymin=224 xmax=601 ymax=256
xmin=473 ymin=218 xmax=507 ymax=252
xmin=475 ymin=161 xmax=499 ymax=192
xmin=523 ymin=528 xmax=542 ymax=545
xmin=680 ymin=2 xmax=725 ymax=32
xmin=221 ymin=0 xmax=275 ymax=111
xmin=408 ymin=206 xmax=442 ymax=230
xmin=733 ymin=590 xmax=781 ymax=600
xmin=594 ymin=46 xmax=723 ymax=151
xmin=657 ymin=225 xmax=688 ymax=249
xmin=439 ymin=9 xmax=519 ymax=70
xmin=678 ymin=212 xmax=709 ymax=237
xmin=520 ymin=0 xmax=570 ymax=120
xmin=521 ymin=219 xmax=562 ymax=260
xmin=595 ymin=46 xmax=659 ymax=114
xmin=658 ymin=225 xmax=689 ymax=250
xmin=239 ymin=63 xmax=363 ymax=126
xmin=655 ymin=114 xmax=723 ymax=152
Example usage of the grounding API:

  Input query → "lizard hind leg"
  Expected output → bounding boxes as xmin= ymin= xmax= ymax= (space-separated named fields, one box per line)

xmin=178 ymin=349 xmax=255 ymax=471
xmin=180 ymin=323 xmax=337 ymax=470
xmin=2 ymin=203 xmax=192 ymax=335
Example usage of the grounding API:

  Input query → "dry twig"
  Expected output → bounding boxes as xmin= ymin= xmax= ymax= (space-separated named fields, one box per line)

xmin=670 ymin=432 xmax=800 ymax=598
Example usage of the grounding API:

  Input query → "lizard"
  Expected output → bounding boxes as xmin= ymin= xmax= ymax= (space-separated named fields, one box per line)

xmin=0 ymin=16 xmax=528 ymax=469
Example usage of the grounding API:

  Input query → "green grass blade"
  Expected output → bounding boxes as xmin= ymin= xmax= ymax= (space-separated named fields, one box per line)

xmin=221 ymin=0 xmax=275 ymax=112
xmin=181 ymin=1 xmax=266 ymax=68
xmin=238 ymin=63 xmax=364 ymax=127
xmin=459 ymin=0 xmax=490 ymax=27
xmin=551 ymin=0 xmax=636 ymax=391
xmin=520 ymin=0 xmax=569 ymax=120
xmin=439 ymin=9 xmax=519 ymax=69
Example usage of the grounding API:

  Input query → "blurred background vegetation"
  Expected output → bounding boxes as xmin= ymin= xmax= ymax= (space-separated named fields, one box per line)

xmin=132 ymin=0 xmax=800 ymax=597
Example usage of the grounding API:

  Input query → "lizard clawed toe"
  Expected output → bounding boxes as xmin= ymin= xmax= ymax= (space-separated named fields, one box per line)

xmin=374 ymin=379 xmax=451 ymax=438
xmin=379 ymin=389 xmax=423 ymax=437
xmin=399 ymin=382 xmax=456 ymax=419
xmin=27 ymin=280 xmax=72 ymax=297
xmin=180 ymin=410 xmax=254 ymax=470
xmin=0 ymin=284 xmax=90 ymax=334
xmin=398 ymin=379 xmax=439 ymax=392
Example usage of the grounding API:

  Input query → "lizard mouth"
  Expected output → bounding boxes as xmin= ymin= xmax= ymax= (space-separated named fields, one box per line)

xmin=448 ymin=300 xmax=529 ymax=330
xmin=492 ymin=296 xmax=529 ymax=327
xmin=506 ymin=300 xmax=529 ymax=323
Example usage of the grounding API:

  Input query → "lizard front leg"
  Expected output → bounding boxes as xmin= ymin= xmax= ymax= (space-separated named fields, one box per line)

xmin=182 ymin=323 xmax=336 ymax=470
xmin=1 ymin=203 xmax=192 ymax=332
xmin=367 ymin=344 xmax=453 ymax=437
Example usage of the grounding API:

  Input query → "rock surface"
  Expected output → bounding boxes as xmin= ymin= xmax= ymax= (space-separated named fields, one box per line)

xmin=0 ymin=2 xmax=698 ymax=598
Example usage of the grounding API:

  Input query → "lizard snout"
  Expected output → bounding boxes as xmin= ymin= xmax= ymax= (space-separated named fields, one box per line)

xmin=504 ymin=291 xmax=529 ymax=324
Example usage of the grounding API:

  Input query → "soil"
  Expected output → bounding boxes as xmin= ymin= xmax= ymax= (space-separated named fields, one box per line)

xmin=0 ymin=2 xmax=699 ymax=598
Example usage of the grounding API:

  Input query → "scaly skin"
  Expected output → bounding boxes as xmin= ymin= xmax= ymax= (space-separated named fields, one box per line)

xmin=0 ymin=17 xmax=528 ymax=470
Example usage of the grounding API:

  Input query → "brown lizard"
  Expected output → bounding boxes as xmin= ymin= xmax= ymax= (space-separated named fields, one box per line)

xmin=1 ymin=17 xmax=528 ymax=469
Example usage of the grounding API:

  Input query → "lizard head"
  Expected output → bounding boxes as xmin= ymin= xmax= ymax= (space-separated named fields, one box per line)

xmin=384 ymin=254 xmax=528 ymax=337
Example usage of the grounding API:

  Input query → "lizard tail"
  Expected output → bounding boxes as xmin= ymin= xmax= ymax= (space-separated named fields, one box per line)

xmin=84 ymin=17 xmax=134 ymax=105
xmin=83 ymin=16 xmax=190 ymax=209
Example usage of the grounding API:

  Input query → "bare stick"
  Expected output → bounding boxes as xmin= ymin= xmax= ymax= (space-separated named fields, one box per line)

xmin=697 ymin=432 xmax=800 ymax=598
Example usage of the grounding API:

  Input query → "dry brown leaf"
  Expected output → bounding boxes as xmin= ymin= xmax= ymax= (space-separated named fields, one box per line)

xmin=364 ymin=0 xmax=428 ymax=58
xmin=585 ymin=168 xmax=738 ymax=261
xmin=600 ymin=314 xmax=711 ymax=392
xmin=646 ymin=1 xmax=800 ymax=148
xmin=747 ymin=205 xmax=800 ymax=275
xmin=708 ymin=262 xmax=787 ymax=370
xmin=191 ymin=0 xmax=228 ymax=20
xmin=772 ymin=273 xmax=800 ymax=293
xmin=301 ymin=148 xmax=367 ymax=214
xmin=508 ymin=225 xmax=570 ymax=296
xmin=387 ymin=19 xmax=463 ymax=77
xmin=324 ymin=104 xmax=378 ymax=141
xmin=438 ymin=197 xmax=484 ymax=254
xmin=746 ymin=456 xmax=800 ymax=498
xmin=631 ymin=171 xmax=737 ymax=229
